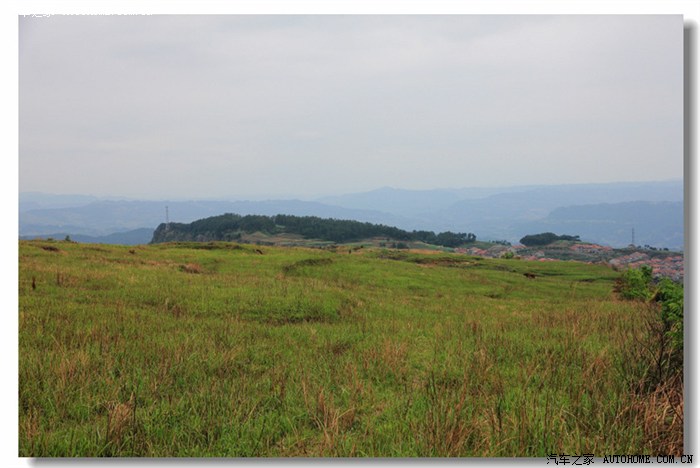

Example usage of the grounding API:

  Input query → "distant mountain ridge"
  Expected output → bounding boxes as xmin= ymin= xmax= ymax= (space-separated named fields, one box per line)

xmin=318 ymin=187 xmax=463 ymax=217
xmin=19 ymin=180 xmax=683 ymax=249
xmin=19 ymin=199 xmax=413 ymax=237
xmin=516 ymin=201 xmax=683 ymax=249
xmin=318 ymin=181 xmax=682 ymax=217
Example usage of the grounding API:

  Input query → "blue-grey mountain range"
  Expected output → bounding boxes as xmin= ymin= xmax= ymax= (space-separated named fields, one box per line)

xmin=19 ymin=180 xmax=683 ymax=250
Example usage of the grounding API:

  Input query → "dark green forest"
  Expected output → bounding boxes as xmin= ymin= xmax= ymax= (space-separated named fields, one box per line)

xmin=519 ymin=232 xmax=580 ymax=246
xmin=151 ymin=213 xmax=477 ymax=247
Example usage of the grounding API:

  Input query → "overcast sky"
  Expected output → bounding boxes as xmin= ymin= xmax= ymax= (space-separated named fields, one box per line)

xmin=19 ymin=15 xmax=683 ymax=199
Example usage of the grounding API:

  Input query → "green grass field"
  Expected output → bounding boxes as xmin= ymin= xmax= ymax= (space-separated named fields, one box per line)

xmin=18 ymin=239 xmax=679 ymax=457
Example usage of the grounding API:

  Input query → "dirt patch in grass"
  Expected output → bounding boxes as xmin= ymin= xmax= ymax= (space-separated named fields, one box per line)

xmin=179 ymin=263 xmax=204 ymax=274
xmin=165 ymin=241 xmax=247 ymax=251
xmin=375 ymin=250 xmax=477 ymax=268
xmin=411 ymin=257 xmax=475 ymax=267
xmin=282 ymin=258 xmax=334 ymax=274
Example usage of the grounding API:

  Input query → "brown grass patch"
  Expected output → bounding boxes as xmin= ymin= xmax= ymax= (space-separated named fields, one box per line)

xmin=309 ymin=387 xmax=356 ymax=452
xmin=20 ymin=408 xmax=40 ymax=443
xmin=106 ymin=394 xmax=136 ymax=446
xmin=56 ymin=350 xmax=89 ymax=389
xmin=362 ymin=338 xmax=409 ymax=379
xmin=179 ymin=263 xmax=203 ymax=274
xmin=632 ymin=374 xmax=684 ymax=455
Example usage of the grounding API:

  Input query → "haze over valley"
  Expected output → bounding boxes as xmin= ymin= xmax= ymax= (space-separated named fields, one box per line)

xmin=20 ymin=179 xmax=683 ymax=250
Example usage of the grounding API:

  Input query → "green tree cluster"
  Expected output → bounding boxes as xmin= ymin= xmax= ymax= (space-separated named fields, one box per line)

xmin=519 ymin=232 xmax=580 ymax=246
xmin=152 ymin=213 xmax=477 ymax=248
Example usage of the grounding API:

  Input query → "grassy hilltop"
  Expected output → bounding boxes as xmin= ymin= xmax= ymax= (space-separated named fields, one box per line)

xmin=19 ymin=240 xmax=680 ymax=457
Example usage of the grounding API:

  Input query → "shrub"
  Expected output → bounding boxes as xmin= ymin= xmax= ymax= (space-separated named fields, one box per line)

xmin=616 ymin=265 xmax=653 ymax=300
xmin=654 ymin=278 xmax=683 ymax=370
xmin=617 ymin=266 xmax=683 ymax=382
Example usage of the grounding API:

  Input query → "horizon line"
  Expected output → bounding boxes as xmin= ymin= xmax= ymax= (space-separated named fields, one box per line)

xmin=19 ymin=178 xmax=684 ymax=202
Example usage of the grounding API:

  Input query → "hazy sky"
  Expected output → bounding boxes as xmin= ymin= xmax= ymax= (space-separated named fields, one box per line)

xmin=19 ymin=15 xmax=683 ymax=199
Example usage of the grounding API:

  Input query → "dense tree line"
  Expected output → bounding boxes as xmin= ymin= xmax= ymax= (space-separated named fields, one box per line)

xmin=519 ymin=232 xmax=580 ymax=246
xmin=152 ymin=213 xmax=477 ymax=247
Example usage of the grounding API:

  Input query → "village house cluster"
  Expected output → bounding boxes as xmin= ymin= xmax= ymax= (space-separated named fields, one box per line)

xmin=609 ymin=252 xmax=684 ymax=282
xmin=456 ymin=242 xmax=684 ymax=282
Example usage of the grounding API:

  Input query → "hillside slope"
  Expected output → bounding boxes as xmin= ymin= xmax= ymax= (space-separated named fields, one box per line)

xmin=20 ymin=239 xmax=669 ymax=456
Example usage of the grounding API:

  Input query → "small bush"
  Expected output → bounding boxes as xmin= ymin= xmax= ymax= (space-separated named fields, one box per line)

xmin=616 ymin=265 xmax=653 ymax=300
xmin=654 ymin=278 xmax=684 ymax=373
xmin=616 ymin=266 xmax=684 ymax=454
xmin=617 ymin=266 xmax=684 ymax=382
